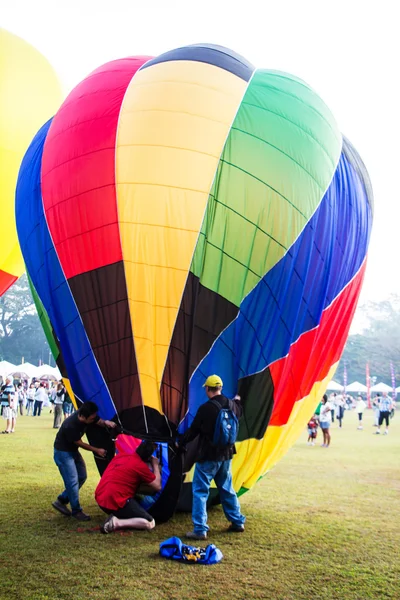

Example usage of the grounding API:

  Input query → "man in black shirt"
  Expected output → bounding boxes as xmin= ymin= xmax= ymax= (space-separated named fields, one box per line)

xmin=179 ymin=374 xmax=246 ymax=540
xmin=53 ymin=401 xmax=116 ymax=521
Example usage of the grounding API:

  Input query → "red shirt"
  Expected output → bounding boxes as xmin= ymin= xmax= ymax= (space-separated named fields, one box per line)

xmin=95 ymin=453 xmax=156 ymax=511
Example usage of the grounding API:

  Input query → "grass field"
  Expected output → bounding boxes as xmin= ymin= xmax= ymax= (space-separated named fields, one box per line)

xmin=0 ymin=409 xmax=399 ymax=600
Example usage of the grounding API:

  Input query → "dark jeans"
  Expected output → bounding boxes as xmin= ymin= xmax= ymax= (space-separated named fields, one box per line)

xmin=33 ymin=400 xmax=43 ymax=416
xmin=337 ymin=406 xmax=344 ymax=427
xmin=99 ymin=498 xmax=153 ymax=521
xmin=331 ymin=409 xmax=335 ymax=422
xmin=54 ymin=449 xmax=87 ymax=514
xmin=379 ymin=411 xmax=390 ymax=427
xmin=358 ymin=412 xmax=363 ymax=421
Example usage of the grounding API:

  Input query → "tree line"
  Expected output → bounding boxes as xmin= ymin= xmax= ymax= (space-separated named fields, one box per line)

xmin=0 ymin=278 xmax=399 ymax=384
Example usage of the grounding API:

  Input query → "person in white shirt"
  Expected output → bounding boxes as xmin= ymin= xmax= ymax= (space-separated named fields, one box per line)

xmin=319 ymin=394 xmax=332 ymax=447
xmin=33 ymin=382 xmax=48 ymax=417
xmin=356 ymin=395 xmax=366 ymax=430
xmin=53 ymin=382 xmax=65 ymax=429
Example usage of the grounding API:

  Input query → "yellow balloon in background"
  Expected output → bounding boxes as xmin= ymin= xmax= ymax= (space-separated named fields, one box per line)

xmin=0 ymin=28 xmax=62 ymax=294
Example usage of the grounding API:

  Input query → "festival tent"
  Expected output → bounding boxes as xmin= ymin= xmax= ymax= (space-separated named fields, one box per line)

xmin=326 ymin=380 xmax=343 ymax=391
xmin=10 ymin=362 xmax=38 ymax=378
xmin=370 ymin=382 xmax=392 ymax=393
xmin=36 ymin=364 xmax=61 ymax=380
xmin=0 ymin=360 xmax=17 ymax=374
xmin=346 ymin=381 xmax=368 ymax=393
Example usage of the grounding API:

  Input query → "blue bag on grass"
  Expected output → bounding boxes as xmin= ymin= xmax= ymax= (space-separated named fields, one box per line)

xmin=159 ymin=536 xmax=223 ymax=564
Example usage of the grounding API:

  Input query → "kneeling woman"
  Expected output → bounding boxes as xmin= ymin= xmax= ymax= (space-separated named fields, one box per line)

xmin=95 ymin=440 xmax=161 ymax=534
xmin=319 ymin=394 xmax=332 ymax=448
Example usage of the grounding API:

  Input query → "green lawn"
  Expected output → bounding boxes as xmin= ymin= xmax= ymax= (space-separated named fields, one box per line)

xmin=0 ymin=409 xmax=399 ymax=600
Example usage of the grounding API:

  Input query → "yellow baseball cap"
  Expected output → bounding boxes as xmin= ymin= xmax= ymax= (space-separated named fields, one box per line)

xmin=203 ymin=375 xmax=223 ymax=388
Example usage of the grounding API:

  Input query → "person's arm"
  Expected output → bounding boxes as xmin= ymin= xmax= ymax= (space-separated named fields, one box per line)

xmin=96 ymin=418 xmax=117 ymax=429
xmin=137 ymin=457 xmax=162 ymax=494
xmin=74 ymin=439 xmax=107 ymax=457
xmin=232 ymin=395 xmax=243 ymax=419
xmin=179 ymin=409 xmax=204 ymax=447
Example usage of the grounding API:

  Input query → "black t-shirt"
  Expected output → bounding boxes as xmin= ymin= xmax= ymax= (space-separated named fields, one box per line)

xmin=54 ymin=412 xmax=98 ymax=452
xmin=180 ymin=394 xmax=242 ymax=462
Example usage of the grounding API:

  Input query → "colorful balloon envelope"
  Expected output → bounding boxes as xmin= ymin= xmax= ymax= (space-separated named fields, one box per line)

xmin=16 ymin=44 xmax=373 ymax=515
xmin=0 ymin=28 xmax=62 ymax=295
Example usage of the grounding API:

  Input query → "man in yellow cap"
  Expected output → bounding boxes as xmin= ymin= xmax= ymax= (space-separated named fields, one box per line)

xmin=179 ymin=374 xmax=245 ymax=540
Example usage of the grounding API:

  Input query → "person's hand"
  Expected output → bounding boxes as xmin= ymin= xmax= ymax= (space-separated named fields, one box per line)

xmin=104 ymin=420 xmax=117 ymax=428
xmin=95 ymin=448 xmax=107 ymax=458
xmin=234 ymin=394 xmax=241 ymax=401
xmin=150 ymin=456 xmax=159 ymax=467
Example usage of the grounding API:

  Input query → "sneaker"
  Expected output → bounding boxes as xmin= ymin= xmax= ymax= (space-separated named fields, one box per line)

xmin=52 ymin=500 xmax=72 ymax=517
xmin=100 ymin=515 xmax=115 ymax=534
xmin=375 ymin=430 xmax=381 ymax=435
xmin=72 ymin=510 xmax=91 ymax=522
xmin=227 ymin=523 xmax=245 ymax=533
xmin=185 ymin=531 xmax=207 ymax=541
xmin=311 ymin=442 xmax=315 ymax=446
xmin=384 ymin=430 xmax=388 ymax=435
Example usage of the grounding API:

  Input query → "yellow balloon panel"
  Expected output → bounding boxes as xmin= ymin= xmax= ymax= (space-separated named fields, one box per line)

xmin=116 ymin=59 xmax=248 ymax=413
xmin=0 ymin=29 xmax=62 ymax=288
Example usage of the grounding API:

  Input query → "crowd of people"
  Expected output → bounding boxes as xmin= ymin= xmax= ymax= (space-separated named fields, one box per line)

xmin=306 ymin=391 xmax=396 ymax=447
xmin=0 ymin=377 xmax=74 ymax=434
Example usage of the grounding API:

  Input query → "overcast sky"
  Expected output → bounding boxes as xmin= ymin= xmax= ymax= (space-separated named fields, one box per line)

xmin=3 ymin=0 xmax=399 ymax=310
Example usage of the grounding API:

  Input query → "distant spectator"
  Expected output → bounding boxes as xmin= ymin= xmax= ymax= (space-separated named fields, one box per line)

xmin=26 ymin=383 xmax=35 ymax=416
xmin=16 ymin=383 xmax=26 ymax=416
xmin=335 ymin=394 xmax=345 ymax=428
xmin=33 ymin=382 xmax=47 ymax=417
xmin=356 ymin=395 xmax=366 ymax=430
xmin=375 ymin=392 xmax=393 ymax=435
xmin=1 ymin=377 xmax=17 ymax=434
xmin=63 ymin=390 xmax=74 ymax=419
xmin=53 ymin=382 xmax=65 ymax=429
xmin=319 ymin=394 xmax=332 ymax=447
xmin=307 ymin=415 xmax=318 ymax=446
xmin=372 ymin=394 xmax=381 ymax=427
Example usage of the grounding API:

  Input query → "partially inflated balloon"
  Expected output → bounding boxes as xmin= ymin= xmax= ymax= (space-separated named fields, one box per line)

xmin=0 ymin=29 xmax=62 ymax=294
xmin=16 ymin=45 xmax=373 ymax=517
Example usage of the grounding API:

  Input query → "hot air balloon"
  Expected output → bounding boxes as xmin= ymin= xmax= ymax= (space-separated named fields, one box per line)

xmin=16 ymin=44 xmax=373 ymax=519
xmin=0 ymin=28 xmax=62 ymax=295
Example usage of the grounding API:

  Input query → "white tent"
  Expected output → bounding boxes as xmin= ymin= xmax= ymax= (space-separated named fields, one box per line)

xmin=346 ymin=381 xmax=368 ymax=393
xmin=10 ymin=362 xmax=38 ymax=378
xmin=36 ymin=364 xmax=61 ymax=380
xmin=396 ymin=386 xmax=400 ymax=394
xmin=0 ymin=360 xmax=17 ymax=374
xmin=370 ymin=382 xmax=393 ymax=393
xmin=326 ymin=380 xmax=343 ymax=391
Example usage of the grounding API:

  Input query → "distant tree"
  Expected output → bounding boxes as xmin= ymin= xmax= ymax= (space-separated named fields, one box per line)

xmin=337 ymin=294 xmax=400 ymax=386
xmin=0 ymin=275 xmax=51 ymax=365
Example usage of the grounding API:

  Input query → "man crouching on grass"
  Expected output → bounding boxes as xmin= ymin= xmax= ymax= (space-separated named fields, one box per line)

xmin=95 ymin=440 xmax=162 ymax=534
xmin=52 ymin=401 xmax=116 ymax=521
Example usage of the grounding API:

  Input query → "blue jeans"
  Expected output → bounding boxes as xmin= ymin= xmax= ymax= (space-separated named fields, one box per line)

xmin=54 ymin=449 xmax=87 ymax=514
xmin=192 ymin=460 xmax=245 ymax=534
